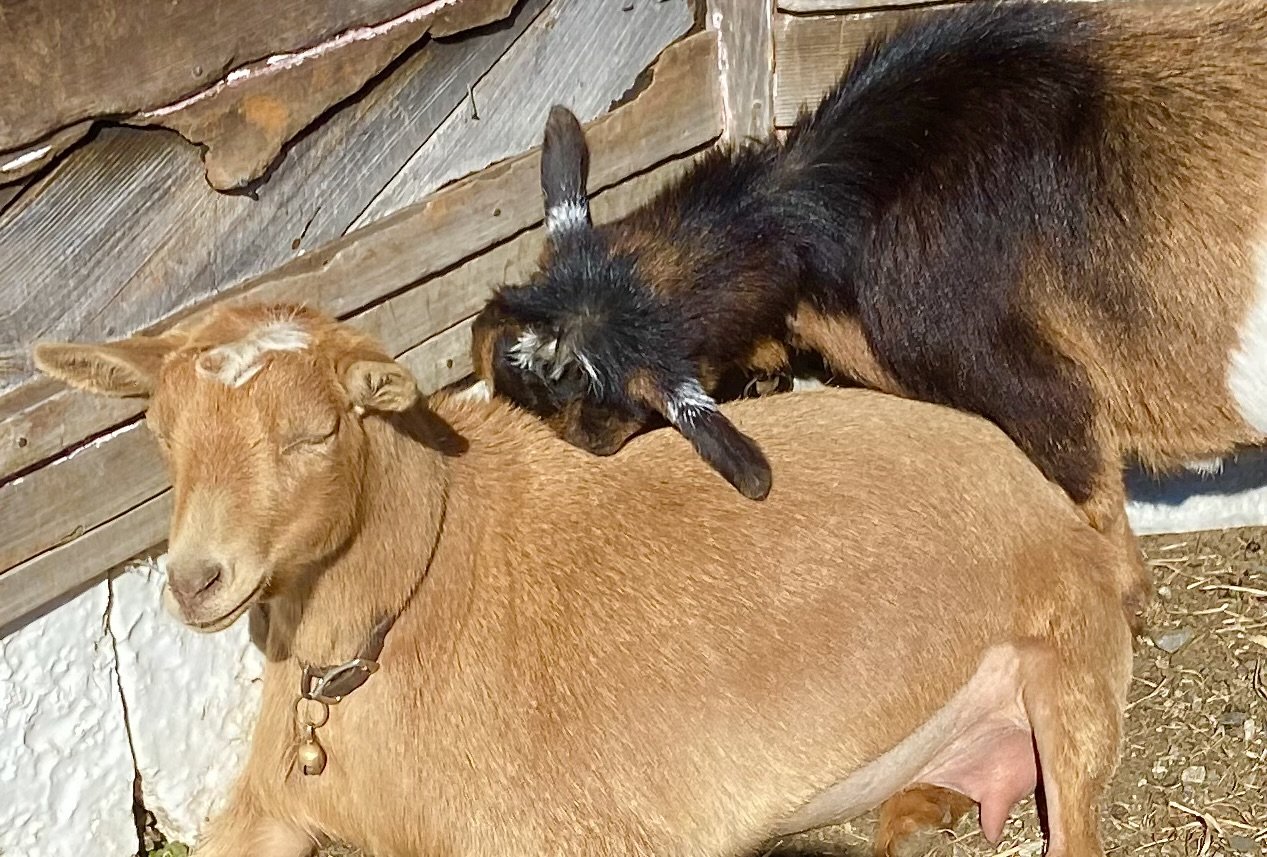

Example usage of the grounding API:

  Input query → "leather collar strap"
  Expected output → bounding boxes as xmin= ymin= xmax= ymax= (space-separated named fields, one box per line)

xmin=299 ymin=613 xmax=396 ymax=705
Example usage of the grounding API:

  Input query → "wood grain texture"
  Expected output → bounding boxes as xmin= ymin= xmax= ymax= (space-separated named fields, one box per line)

xmin=0 ymin=0 xmax=552 ymax=429
xmin=777 ymin=0 xmax=944 ymax=11
xmin=773 ymin=6 xmax=945 ymax=125
xmin=354 ymin=0 xmax=694 ymax=227
xmin=432 ymin=0 xmax=520 ymax=36
xmin=129 ymin=15 xmax=435 ymax=191
xmin=0 ymin=21 xmax=715 ymax=461
xmin=0 ymin=122 xmax=93 ymax=184
xmin=0 ymin=148 xmax=710 ymax=628
xmin=0 ymin=493 xmax=172 ymax=635
xmin=708 ymin=0 xmax=776 ymax=142
xmin=0 ymin=0 xmax=440 ymax=151
xmin=0 ymin=423 xmax=166 ymax=573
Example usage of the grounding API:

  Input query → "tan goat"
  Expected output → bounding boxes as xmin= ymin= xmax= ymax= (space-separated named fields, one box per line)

xmin=35 ymin=303 xmax=1141 ymax=857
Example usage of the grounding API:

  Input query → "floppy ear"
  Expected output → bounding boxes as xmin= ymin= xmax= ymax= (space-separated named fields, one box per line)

xmin=540 ymin=104 xmax=591 ymax=239
xmin=32 ymin=332 xmax=185 ymax=398
xmin=343 ymin=360 xmax=419 ymax=414
xmin=648 ymin=377 xmax=773 ymax=501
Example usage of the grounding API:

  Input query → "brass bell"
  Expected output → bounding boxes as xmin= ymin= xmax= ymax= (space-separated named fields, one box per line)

xmin=298 ymin=731 xmax=327 ymax=776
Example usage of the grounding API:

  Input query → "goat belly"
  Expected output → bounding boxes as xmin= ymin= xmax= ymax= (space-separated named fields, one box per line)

xmin=772 ymin=644 xmax=1036 ymax=841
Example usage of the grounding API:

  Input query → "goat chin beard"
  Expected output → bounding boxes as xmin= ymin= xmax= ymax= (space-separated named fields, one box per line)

xmin=163 ymin=577 xmax=267 ymax=634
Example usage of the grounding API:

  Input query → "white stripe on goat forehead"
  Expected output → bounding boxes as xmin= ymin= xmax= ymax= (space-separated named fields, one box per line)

xmin=195 ymin=318 xmax=311 ymax=388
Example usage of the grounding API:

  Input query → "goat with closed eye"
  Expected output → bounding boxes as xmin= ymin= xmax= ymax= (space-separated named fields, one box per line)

xmin=472 ymin=0 xmax=1267 ymax=540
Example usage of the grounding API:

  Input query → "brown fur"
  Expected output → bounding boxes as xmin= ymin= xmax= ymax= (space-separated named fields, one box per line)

xmin=34 ymin=303 xmax=1141 ymax=857
xmin=798 ymin=1 xmax=1267 ymax=534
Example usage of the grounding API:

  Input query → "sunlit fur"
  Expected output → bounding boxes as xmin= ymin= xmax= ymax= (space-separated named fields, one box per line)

xmin=34 ymin=302 xmax=1141 ymax=857
xmin=474 ymin=0 xmax=1267 ymax=542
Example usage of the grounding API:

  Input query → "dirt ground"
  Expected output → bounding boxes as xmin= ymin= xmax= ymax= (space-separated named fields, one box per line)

xmin=308 ymin=526 xmax=1265 ymax=857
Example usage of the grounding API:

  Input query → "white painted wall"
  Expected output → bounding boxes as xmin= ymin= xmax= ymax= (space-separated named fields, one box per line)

xmin=0 ymin=560 xmax=261 ymax=856
xmin=0 ymin=580 xmax=137 ymax=857
xmin=112 ymin=560 xmax=263 ymax=847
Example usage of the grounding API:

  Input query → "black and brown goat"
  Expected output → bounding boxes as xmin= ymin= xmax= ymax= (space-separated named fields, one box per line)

xmin=472 ymin=0 xmax=1267 ymax=535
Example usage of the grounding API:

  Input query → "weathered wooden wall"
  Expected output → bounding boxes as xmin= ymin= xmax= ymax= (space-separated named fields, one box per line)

xmin=0 ymin=0 xmax=713 ymax=632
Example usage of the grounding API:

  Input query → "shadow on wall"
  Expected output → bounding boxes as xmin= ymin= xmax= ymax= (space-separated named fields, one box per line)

xmin=1125 ymin=447 xmax=1267 ymax=535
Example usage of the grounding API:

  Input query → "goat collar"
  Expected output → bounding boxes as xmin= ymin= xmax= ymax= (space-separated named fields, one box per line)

xmin=298 ymin=613 xmax=394 ymax=705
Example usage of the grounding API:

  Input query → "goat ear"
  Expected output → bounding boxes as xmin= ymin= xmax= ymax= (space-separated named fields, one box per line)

xmin=343 ymin=360 xmax=419 ymax=414
xmin=32 ymin=332 xmax=185 ymax=398
xmin=652 ymin=378 xmax=773 ymax=500
xmin=540 ymin=105 xmax=591 ymax=239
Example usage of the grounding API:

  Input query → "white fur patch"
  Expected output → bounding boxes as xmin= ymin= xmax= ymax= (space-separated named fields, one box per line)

xmin=545 ymin=198 xmax=589 ymax=236
xmin=665 ymin=378 xmax=718 ymax=427
xmin=508 ymin=330 xmax=553 ymax=372
xmin=453 ymin=379 xmax=492 ymax=403
xmin=1228 ymin=240 xmax=1267 ymax=434
xmin=1183 ymin=457 xmax=1224 ymax=477
xmin=195 ymin=319 xmax=310 ymax=388
xmin=791 ymin=377 xmax=828 ymax=392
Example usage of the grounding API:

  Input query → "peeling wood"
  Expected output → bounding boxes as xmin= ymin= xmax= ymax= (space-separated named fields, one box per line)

xmin=354 ymin=0 xmax=694 ymax=227
xmin=708 ymin=0 xmax=775 ymax=142
xmin=0 ymin=29 xmax=721 ymax=484
xmin=0 ymin=0 xmax=553 ymax=436
xmin=0 ymin=122 xmax=93 ymax=184
xmin=777 ymin=0 xmax=945 ymax=11
xmin=0 ymin=148 xmax=711 ymax=622
xmin=432 ymin=0 xmax=521 ymax=37
xmin=127 ymin=14 xmax=435 ymax=191
xmin=0 ymin=0 xmax=453 ymax=152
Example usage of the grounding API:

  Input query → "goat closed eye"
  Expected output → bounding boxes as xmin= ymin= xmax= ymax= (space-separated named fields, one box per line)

xmin=280 ymin=427 xmax=337 ymax=455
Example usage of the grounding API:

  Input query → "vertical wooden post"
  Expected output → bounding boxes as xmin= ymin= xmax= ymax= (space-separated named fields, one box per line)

xmin=707 ymin=0 xmax=776 ymax=143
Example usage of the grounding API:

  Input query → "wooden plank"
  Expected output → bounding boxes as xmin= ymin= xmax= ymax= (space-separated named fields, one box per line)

xmin=708 ymin=0 xmax=776 ymax=142
xmin=129 ymin=15 xmax=434 ymax=192
xmin=773 ymin=8 xmax=924 ymax=125
xmin=0 ymin=493 xmax=172 ymax=636
xmin=400 ymin=317 xmax=479 ymax=394
xmin=778 ymin=0 xmax=944 ymax=11
xmin=0 ymin=0 xmax=552 ymax=400
xmin=0 ymin=148 xmax=709 ymax=624
xmin=124 ymin=0 xmax=521 ymax=192
xmin=0 ymin=423 xmax=166 ymax=572
xmin=0 ymin=0 xmax=451 ymax=152
xmin=0 ymin=179 xmax=28 ymax=218
xmin=354 ymin=0 xmax=693 ymax=227
xmin=0 ymin=28 xmax=722 ymax=484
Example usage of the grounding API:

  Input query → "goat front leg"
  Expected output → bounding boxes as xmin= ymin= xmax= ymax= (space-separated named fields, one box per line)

xmin=873 ymin=784 xmax=976 ymax=857
xmin=194 ymin=791 xmax=315 ymax=857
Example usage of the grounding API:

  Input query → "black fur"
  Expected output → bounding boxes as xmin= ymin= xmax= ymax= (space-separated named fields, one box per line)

xmin=480 ymin=0 xmax=1118 ymax=503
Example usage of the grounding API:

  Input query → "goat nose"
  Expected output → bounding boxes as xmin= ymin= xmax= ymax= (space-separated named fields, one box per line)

xmin=169 ymin=559 xmax=225 ymax=605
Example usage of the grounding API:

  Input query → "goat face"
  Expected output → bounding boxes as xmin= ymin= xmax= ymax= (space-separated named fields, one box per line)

xmin=32 ymin=305 xmax=419 ymax=632
xmin=471 ymin=105 xmax=773 ymax=499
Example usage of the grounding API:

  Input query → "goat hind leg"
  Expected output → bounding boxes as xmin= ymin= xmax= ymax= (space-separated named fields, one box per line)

xmin=1022 ymin=641 xmax=1129 ymax=857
